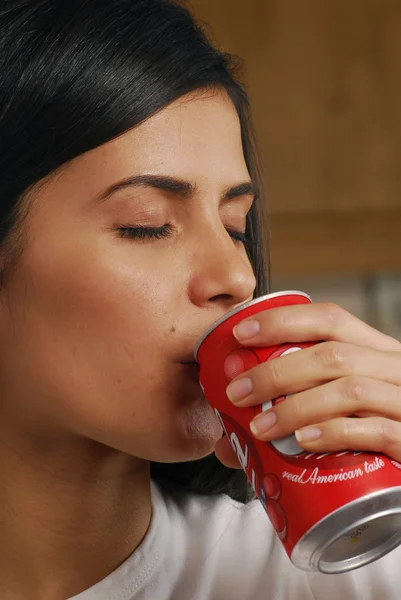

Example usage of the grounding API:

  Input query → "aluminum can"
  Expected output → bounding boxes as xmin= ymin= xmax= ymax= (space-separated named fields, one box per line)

xmin=194 ymin=291 xmax=401 ymax=573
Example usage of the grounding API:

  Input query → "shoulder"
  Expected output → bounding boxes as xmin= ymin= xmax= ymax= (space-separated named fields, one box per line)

xmin=152 ymin=482 xmax=314 ymax=600
xmin=156 ymin=480 xmax=276 ymax=556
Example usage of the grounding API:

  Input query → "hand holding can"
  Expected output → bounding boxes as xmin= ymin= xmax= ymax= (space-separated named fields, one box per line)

xmin=195 ymin=291 xmax=401 ymax=574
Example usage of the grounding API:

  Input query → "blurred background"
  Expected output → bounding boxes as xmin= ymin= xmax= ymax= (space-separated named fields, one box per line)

xmin=188 ymin=0 xmax=401 ymax=340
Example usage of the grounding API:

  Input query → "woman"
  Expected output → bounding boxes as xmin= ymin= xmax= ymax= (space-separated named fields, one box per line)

xmin=0 ymin=1 xmax=400 ymax=598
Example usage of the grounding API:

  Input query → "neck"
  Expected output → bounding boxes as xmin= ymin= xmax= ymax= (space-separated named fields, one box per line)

xmin=0 ymin=429 xmax=152 ymax=600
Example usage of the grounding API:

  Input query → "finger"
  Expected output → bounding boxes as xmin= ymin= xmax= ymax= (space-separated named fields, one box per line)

xmin=226 ymin=342 xmax=401 ymax=407
xmin=248 ymin=377 xmax=401 ymax=442
xmin=293 ymin=416 xmax=401 ymax=463
xmin=214 ymin=435 xmax=242 ymax=469
xmin=233 ymin=303 xmax=401 ymax=352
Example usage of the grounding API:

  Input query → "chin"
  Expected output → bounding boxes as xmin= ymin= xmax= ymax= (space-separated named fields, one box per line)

xmin=183 ymin=401 xmax=223 ymax=457
xmin=93 ymin=395 xmax=223 ymax=464
xmin=165 ymin=399 xmax=224 ymax=463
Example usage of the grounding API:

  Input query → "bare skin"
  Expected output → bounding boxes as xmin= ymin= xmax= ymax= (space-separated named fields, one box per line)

xmin=0 ymin=90 xmax=256 ymax=599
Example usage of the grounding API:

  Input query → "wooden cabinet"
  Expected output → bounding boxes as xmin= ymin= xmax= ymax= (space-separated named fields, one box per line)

xmin=188 ymin=0 xmax=401 ymax=276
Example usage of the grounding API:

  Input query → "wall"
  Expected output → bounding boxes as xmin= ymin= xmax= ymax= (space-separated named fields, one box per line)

xmin=274 ymin=275 xmax=401 ymax=341
xmin=189 ymin=0 xmax=401 ymax=277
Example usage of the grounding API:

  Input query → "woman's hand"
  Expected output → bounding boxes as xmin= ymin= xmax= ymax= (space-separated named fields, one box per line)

xmin=214 ymin=302 xmax=401 ymax=470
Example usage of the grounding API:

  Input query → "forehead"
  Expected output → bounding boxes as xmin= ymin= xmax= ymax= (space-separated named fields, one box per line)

xmin=28 ymin=90 xmax=248 ymax=211
xmin=89 ymin=90 xmax=245 ymax=177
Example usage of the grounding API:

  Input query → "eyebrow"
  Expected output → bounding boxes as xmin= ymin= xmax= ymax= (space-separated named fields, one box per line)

xmin=95 ymin=174 xmax=257 ymax=204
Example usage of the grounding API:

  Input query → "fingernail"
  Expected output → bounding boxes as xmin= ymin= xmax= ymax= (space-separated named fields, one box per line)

xmin=233 ymin=319 xmax=260 ymax=341
xmin=250 ymin=411 xmax=277 ymax=436
xmin=295 ymin=428 xmax=322 ymax=443
xmin=226 ymin=377 xmax=253 ymax=403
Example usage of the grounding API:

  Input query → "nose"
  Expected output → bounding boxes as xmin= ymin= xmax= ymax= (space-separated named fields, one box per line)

xmin=187 ymin=222 xmax=257 ymax=311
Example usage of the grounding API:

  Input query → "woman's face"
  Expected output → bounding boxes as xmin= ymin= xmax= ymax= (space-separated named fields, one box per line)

xmin=0 ymin=91 xmax=257 ymax=462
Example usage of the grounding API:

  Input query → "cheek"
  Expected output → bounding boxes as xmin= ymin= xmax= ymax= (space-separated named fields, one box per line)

xmin=1 ymin=233 xmax=188 ymax=420
xmin=19 ymin=228 xmax=183 ymax=339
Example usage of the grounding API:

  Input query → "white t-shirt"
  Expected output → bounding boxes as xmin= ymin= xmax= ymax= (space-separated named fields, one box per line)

xmin=70 ymin=481 xmax=401 ymax=600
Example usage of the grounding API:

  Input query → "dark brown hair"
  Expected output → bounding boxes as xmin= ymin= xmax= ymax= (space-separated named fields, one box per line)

xmin=0 ymin=0 xmax=269 ymax=502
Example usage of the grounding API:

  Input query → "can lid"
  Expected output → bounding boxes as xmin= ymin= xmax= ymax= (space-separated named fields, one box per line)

xmin=193 ymin=290 xmax=311 ymax=361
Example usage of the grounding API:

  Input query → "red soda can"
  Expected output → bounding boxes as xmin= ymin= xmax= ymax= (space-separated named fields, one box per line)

xmin=194 ymin=291 xmax=401 ymax=573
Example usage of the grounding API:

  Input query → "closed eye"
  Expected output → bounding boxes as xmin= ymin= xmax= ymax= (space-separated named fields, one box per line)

xmin=118 ymin=225 xmax=173 ymax=240
xmin=117 ymin=225 xmax=251 ymax=245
